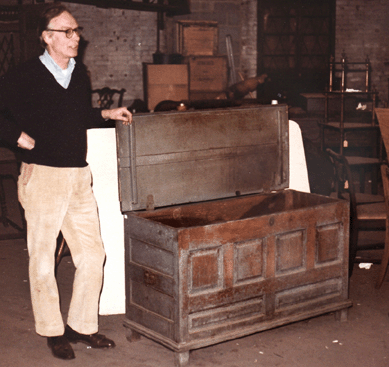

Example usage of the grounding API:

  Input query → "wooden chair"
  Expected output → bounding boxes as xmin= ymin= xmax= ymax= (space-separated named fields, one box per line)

xmin=0 ymin=146 xmax=25 ymax=241
xmin=326 ymin=148 xmax=387 ymax=282
xmin=91 ymin=87 xmax=126 ymax=109
xmin=376 ymin=164 xmax=389 ymax=288
xmin=90 ymin=87 xmax=126 ymax=128
xmin=374 ymin=108 xmax=389 ymax=287
xmin=320 ymin=55 xmax=381 ymax=195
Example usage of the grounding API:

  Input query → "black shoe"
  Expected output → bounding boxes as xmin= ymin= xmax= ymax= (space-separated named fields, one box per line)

xmin=47 ymin=335 xmax=75 ymax=360
xmin=64 ymin=325 xmax=116 ymax=349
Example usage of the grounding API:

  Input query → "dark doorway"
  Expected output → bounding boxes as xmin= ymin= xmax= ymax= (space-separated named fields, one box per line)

xmin=257 ymin=0 xmax=335 ymax=105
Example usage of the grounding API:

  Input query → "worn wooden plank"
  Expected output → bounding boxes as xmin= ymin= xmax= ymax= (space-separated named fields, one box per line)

xmin=116 ymin=105 xmax=289 ymax=212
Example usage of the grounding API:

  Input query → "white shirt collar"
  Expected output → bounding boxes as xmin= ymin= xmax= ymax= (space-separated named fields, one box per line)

xmin=39 ymin=49 xmax=76 ymax=89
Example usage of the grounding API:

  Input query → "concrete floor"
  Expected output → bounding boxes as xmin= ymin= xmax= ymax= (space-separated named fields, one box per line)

xmin=1 ymin=237 xmax=389 ymax=367
xmin=1 ymin=115 xmax=388 ymax=366
xmin=1 ymin=176 xmax=389 ymax=366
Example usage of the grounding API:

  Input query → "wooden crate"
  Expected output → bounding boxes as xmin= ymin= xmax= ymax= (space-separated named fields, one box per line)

xmin=176 ymin=20 xmax=218 ymax=56
xmin=186 ymin=56 xmax=227 ymax=92
xmin=143 ymin=63 xmax=189 ymax=111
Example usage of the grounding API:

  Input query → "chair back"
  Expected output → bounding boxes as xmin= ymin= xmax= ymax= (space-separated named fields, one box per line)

xmin=326 ymin=148 xmax=358 ymax=268
xmin=377 ymin=164 xmax=389 ymax=287
xmin=326 ymin=148 xmax=358 ymax=208
xmin=376 ymin=108 xmax=389 ymax=154
xmin=91 ymin=87 xmax=126 ymax=109
xmin=381 ymin=164 xmax=389 ymax=211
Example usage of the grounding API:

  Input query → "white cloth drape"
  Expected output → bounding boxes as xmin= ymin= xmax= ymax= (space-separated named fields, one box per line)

xmin=87 ymin=120 xmax=310 ymax=315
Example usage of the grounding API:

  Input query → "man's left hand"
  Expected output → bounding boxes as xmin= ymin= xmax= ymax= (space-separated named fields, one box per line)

xmin=102 ymin=107 xmax=132 ymax=125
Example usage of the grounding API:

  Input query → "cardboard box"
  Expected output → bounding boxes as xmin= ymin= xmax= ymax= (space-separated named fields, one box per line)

xmin=186 ymin=56 xmax=227 ymax=93
xmin=143 ymin=63 xmax=189 ymax=110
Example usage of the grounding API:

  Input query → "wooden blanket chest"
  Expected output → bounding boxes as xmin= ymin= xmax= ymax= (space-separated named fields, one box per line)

xmin=115 ymin=105 xmax=352 ymax=366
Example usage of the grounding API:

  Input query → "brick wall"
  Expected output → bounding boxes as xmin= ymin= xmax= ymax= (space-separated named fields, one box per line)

xmin=64 ymin=2 xmax=158 ymax=106
xmin=169 ymin=0 xmax=257 ymax=78
xmin=62 ymin=0 xmax=257 ymax=106
xmin=336 ymin=0 xmax=389 ymax=105
xmin=9 ymin=1 xmax=389 ymax=106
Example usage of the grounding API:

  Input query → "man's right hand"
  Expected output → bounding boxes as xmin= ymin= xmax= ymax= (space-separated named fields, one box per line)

xmin=17 ymin=131 xmax=35 ymax=150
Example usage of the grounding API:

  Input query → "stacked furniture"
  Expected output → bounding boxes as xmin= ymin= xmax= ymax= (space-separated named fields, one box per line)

xmin=177 ymin=20 xmax=228 ymax=100
xmin=143 ymin=21 xmax=229 ymax=111
xmin=319 ymin=54 xmax=381 ymax=194
xmin=326 ymin=148 xmax=386 ymax=279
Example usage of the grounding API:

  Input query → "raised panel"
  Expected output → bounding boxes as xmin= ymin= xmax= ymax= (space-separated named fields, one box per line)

xmin=275 ymin=278 xmax=343 ymax=312
xmin=125 ymin=305 xmax=175 ymax=340
xmin=275 ymin=229 xmax=306 ymax=274
xmin=316 ymin=222 xmax=342 ymax=265
xmin=188 ymin=297 xmax=265 ymax=333
xmin=131 ymin=280 xmax=175 ymax=320
xmin=234 ymin=239 xmax=265 ymax=284
xmin=131 ymin=238 xmax=174 ymax=276
xmin=189 ymin=247 xmax=223 ymax=294
xmin=129 ymin=263 xmax=175 ymax=297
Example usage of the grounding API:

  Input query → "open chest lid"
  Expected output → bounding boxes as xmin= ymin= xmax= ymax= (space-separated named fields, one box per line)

xmin=115 ymin=104 xmax=289 ymax=213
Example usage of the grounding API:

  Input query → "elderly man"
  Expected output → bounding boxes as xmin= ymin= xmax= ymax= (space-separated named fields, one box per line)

xmin=0 ymin=4 xmax=132 ymax=360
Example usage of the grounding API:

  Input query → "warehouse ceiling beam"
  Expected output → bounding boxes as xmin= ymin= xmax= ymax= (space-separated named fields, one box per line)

xmin=61 ymin=0 xmax=190 ymax=16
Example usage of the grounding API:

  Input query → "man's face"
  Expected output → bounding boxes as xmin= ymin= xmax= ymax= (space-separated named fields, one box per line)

xmin=43 ymin=11 xmax=80 ymax=67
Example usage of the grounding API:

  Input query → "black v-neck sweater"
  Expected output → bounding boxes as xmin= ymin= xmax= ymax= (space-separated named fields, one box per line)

xmin=0 ymin=57 xmax=105 ymax=167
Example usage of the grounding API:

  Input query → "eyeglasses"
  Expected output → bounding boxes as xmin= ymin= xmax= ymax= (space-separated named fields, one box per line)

xmin=46 ymin=27 xmax=83 ymax=38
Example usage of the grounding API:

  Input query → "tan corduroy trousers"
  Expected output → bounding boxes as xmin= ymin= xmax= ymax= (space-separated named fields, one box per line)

xmin=18 ymin=163 xmax=106 ymax=337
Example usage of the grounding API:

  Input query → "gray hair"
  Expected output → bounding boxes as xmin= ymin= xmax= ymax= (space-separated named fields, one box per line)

xmin=37 ymin=4 xmax=70 ymax=48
